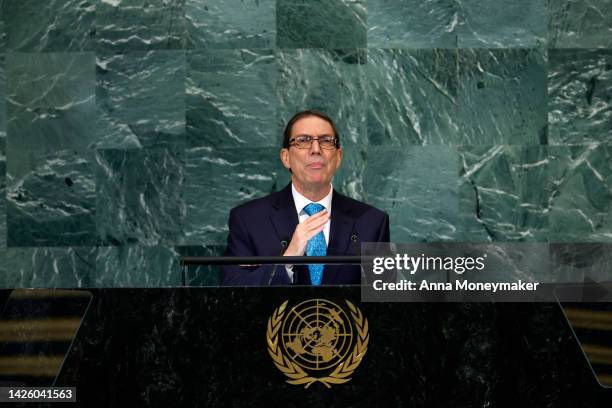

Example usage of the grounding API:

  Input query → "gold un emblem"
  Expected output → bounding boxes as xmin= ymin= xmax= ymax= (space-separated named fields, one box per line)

xmin=266 ymin=299 xmax=369 ymax=388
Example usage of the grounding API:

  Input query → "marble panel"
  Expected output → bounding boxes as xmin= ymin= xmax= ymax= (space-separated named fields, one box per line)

xmin=459 ymin=0 xmax=546 ymax=48
xmin=367 ymin=48 xmax=459 ymax=145
xmin=363 ymin=146 xmax=460 ymax=242
xmin=96 ymin=50 xmax=186 ymax=149
xmin=457 ymin=48 xmax=547 ymax=145
xmin=183 ymin=147 xmax=289 ymax=245
xmin=7 ymin=151 xmax=97 ymax=247
xmin=186 ymin=49 xmax=277 ymax=148
xmin=276 ymin=0 xmax=366 ymax=49
xmin=4 ymin=246 xmax=97 ymax=288
xmin=549 ymin=0 xmax=612 ymax=48
xmin=6 ymin=52 xmax=95 ymax=180
xmin=96 ymin=148 xmax=186 ymax=246
xmin=0 ymin=5 xmax=5 ymax=52
xmin=185 ymin=0 xmax=275 ymax=49
xmin=459 ymin=145 xmax=549 ymax=242
xmin=548 ymin=49 xmax=612 ymax=145
xmin=3 ymin=0 xmax=95 ymax=52
xmin=549 ymin=144 xmax=612 ymax=242
xmin=367 ymin=0 xmax=458 ymax=48
xmin=0 ymin=54 xmax=5 ymax=158
xmin=96 ymin=0 xmax=186 ymax=51
xmin=94 ymin=245 xmax=181 ymax=287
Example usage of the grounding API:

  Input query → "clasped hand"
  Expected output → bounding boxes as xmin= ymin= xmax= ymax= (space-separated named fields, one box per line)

xmin=283 ymin=210 xmax=329 ymax=256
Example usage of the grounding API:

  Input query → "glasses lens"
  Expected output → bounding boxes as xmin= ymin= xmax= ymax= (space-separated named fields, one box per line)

xmin=319 ymin=136 xmax=335 ymax=149
xmin=295 ymin=135 xmax=312 ymax=148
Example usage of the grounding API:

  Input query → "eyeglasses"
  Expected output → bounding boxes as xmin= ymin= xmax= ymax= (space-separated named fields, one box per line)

xmin=288 ymin=134 xmax=338 ymax=150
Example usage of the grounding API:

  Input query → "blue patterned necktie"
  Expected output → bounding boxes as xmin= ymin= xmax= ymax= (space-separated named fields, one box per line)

xmin=303 ymin=203 xmax=327 ymax=285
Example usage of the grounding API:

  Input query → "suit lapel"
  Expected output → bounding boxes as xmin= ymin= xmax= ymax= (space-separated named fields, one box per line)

xmin=324 ymin=190 xmax=356 ymax=285
xmin=270 ymin=183 xmax=299 ymax=247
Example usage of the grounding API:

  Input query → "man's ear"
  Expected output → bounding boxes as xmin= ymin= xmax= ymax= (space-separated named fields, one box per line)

xmin=335 ymin=147 xmax=343 ymax=170
xmin=280 ymin=148 xmax=291 ymax=170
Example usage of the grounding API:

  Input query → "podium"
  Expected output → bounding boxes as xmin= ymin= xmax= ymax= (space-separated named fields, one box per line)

xmin=1 ymin=287 xmax=609 ymax=406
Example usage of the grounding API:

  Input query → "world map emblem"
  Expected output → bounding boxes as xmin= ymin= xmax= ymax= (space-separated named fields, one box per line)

xmin=266 ymin=299 xmax=369 ymax=388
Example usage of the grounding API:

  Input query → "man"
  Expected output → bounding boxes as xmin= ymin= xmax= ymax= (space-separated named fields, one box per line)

xmin=222 ymin=110 xmax=390 ymax=285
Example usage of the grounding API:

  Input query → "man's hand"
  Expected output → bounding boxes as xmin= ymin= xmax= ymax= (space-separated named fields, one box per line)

xmin=283 ymin=210 xmax=329 ymax=256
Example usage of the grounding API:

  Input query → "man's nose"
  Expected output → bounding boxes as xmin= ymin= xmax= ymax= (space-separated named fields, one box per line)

xmin=309 ymin=138 xmax=321 ymax=154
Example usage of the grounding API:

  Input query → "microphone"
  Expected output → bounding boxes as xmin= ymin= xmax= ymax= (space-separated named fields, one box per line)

xmin=268 ymin=237 xmax=290 ymax=285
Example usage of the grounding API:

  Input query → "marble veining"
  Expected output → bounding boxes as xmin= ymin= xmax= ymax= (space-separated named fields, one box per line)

xmin=458 ymin=0 xmax=546 ymax=48
xmin=186 ymin=49 xmax=277 ymax=148
xmin=186 ymin=0 xmax=276 ymax=49
xmin=549 ymin=0 xmax=612 ymax=48
xmin=0 ymin=2 xmax=609 ymax=288
xmin=363 ymin=146 xmax=460 ymax=242
xmin=4 ymin=246 xmax=97 ymax=288
xmin=549 ymin=144 xmax=612 ymax=242
xmin=183 ymin=147 xmax=288 ymax=245
xmin=367 ymin=48 xmax=458 ymax=145
xmin=548 ymin=49 xmax=612 ymax=145
xmin=368 ymin=0 xmax=458 ymax=48
xmin=96 ymin=0 xmax=187 ymax=50
xmin=459 ymin=145 xmax=549 ymax=242
xmin=7 ymin=151 xmax=97 ymax=247
xmin=457 ymin=48 xmax=547 ymax=145
xmin=277 ymin=0 xmax=366 ymax=49
xmin=4 ymin=0 xmax=95 ymax=52
xmin=96 ymin=50 xmax=186 ymax=149
xmin=95 ymin=148 xmax=186 ymax=246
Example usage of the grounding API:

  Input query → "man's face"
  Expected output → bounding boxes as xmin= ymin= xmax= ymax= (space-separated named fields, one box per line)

xmin=280 ymin=115 xmax=343 ymax=192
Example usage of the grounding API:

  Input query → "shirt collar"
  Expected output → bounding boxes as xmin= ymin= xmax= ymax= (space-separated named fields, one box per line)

xmin=291 ymin=183 xmax=333 ymax=215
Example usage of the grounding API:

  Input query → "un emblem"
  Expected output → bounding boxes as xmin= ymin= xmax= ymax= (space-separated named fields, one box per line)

xmin=266 ymin=299 xmax=369 ymax=388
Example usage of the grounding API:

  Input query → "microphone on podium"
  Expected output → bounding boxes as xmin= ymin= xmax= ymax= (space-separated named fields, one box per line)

xmin=268 ymin=237 xmax=290 ymax=285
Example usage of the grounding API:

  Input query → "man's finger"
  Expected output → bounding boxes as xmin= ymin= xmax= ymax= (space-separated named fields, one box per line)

xmin=301 ymin=216 xmax=329 ymax=233
xmin=302 ymin=210 xmax=329 ymax=224
xmin=304 ymin=210 xmax=329 ymax=223
xmin=302 ymin=223 xmax=327 ymax=241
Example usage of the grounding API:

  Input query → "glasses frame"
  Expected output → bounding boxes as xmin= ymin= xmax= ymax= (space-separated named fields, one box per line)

xmin=288 ymin=134 xmax=339 ymax=150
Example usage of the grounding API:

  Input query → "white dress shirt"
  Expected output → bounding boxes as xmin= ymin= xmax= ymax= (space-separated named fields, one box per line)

xmin=285 ymin=183 xmax=333 ymax=282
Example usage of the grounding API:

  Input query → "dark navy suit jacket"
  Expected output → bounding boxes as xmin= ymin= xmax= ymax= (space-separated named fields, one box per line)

xmin=222 ymin=183 xmax=390 ymax=286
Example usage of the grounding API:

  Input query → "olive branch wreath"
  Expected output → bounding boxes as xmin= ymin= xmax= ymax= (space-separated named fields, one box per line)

xmin=266 ymin=300 xmax=369 ymax=389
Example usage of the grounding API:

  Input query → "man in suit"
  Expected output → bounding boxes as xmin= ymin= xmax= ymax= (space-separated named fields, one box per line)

xmin=222 ymin=110 xmax=390 ymax=285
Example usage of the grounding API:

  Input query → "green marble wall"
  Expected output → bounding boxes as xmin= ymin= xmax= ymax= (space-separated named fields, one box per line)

xmin=0 ymin=0 xmax=611 ymax=287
